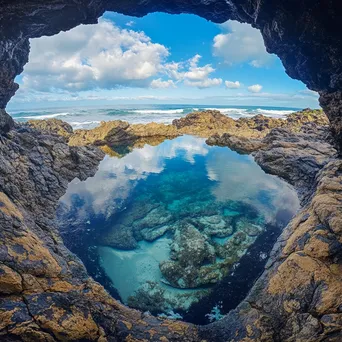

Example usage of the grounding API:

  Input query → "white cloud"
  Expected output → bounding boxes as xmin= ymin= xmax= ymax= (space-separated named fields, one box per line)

xmin=184 ymin=78 xmax=222 ymax=88
xmin=20 ymin=20 xmax=223 ymax=96
xmin=225 ymin=80 xmax=241 ymax=89
xmin=150 ymin=78 xmax=176 ymax=89
xmin=213 ymin=21 xmax=274 ymax=67
xmin=248 ymin=84 xmax=263 ymax=93
xmin=164 ymin=54 xmax=222 ymax=89
xmin=22 ymin=19 xmax=169 ymax=92
xmin=300 ymin=89 xmax=319 ymax=98
xmin=126 ymin=20 xmax=135 ymax=27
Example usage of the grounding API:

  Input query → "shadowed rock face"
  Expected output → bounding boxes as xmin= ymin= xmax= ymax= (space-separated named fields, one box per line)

xmin=0 ymin=0 xmax=342 ymax=147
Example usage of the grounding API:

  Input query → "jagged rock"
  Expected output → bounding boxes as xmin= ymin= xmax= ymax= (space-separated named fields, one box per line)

xmin=69 ymin=120 xmax=180 ymax=148
xmin=201 ymin=159 xmax=342 ymax=342
xmin=65 ymin=109 xmax=330 ymax=150
xmin=27 ymin=118 xmax=73 ymax=139
xmin=69 ymin=120 xmax=131 ymax=146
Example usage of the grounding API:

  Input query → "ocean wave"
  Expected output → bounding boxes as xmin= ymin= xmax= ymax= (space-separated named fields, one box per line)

xmin=70 ymin=121 xmax=101 ymax=126
xmin=255 ymin=108 xmax=295 ymax=116
xmin=19 ymin=112 xmax=70 ymax=120
xmin=202 ymin=107 xmax=248 ymax=112
xmin=130 ymin=109 xmax=185 ymax=114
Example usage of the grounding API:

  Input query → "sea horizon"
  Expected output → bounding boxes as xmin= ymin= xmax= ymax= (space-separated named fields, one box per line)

xmin=7 ymin=103 xmax=307 ymax=130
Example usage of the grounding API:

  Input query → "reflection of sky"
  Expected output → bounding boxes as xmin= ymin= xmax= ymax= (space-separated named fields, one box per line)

xmin=60 ymin=135 xmax=209 ymax=217
xmin=60 ymin=135 xmax=299 ymax=222
xmin=205 ymin=149 xmax=300 ymax=223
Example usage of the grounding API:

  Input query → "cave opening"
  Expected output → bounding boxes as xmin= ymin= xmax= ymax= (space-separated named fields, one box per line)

xmin=1 ymin=1 xmax=342 ymax=340
xmin=5 ymin=11 xmax=308 ymax=324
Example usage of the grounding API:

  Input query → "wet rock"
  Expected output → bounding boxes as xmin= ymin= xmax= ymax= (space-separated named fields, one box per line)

xmin=195 ymin=215 xmax=234 ymax=238
xmin=98 ymin=224 xmax=138 ymax=250
xmin=141 ymin=224 xmax=173 ymax=242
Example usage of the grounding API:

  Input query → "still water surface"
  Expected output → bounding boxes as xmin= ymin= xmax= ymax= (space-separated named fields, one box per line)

xmin=57 ymin=135 xmax=300 ymax=323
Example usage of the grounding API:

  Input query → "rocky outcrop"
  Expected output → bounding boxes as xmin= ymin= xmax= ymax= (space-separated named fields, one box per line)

xmin=0 ymin=109 xmax=339 ymax=340
xmin=29 ymin=109 xmax=328 ymax=155
xmin=69 ymin=120 xmax=180 ymax=147
xmin=0 ymin=0 xmax=342 ymax=338
xmin=28 ymin=118 xmax=74 ymax=140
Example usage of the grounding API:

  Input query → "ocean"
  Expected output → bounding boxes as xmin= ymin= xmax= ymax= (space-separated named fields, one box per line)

xmin=8 ymin=104 xmax=302 ymax=130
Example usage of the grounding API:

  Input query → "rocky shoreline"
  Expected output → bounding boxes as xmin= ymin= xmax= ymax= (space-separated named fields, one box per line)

xmin=1 ymin=108 xmax=342 ymax=341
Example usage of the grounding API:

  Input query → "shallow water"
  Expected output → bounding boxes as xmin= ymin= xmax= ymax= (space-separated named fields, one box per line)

xmin=57 ymin=135 xmax=300 ymax=323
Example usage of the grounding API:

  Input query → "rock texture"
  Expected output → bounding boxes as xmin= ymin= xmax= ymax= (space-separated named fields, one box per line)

xmin=28 ymin=109 xmax=327 ymax=155
xmin=69 ymin=120 xmax=180 ymax=147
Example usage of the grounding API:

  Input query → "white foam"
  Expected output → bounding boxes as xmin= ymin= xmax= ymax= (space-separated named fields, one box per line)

xmin=255 ymin=108 xmax=295 ymax=116
xmin=130 ymin=109 xmax=184 ymax=114
xmin=203 ymin=107 xmax=247 ymax=113
xmin=69 ymin=121 xmax=101 ymax=126
xmin=20 ymin=112 xmax=70 ymax=120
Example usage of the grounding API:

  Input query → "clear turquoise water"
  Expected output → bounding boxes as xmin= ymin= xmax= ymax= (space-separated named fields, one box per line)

xmin=57 ymin=135 xmax=300 ymax=323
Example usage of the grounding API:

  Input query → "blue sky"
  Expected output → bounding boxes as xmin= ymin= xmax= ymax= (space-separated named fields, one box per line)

xmin=8 ymin=12 xmax=319 ymax=109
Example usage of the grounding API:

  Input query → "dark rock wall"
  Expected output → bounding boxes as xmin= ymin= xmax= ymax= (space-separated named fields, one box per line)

xmin=0 ymin=0 xmax=342 ymax=147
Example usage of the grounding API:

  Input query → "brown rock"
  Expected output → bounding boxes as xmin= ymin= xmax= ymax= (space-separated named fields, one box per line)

xmin=27 ymin=118 xmax=73 ymax=139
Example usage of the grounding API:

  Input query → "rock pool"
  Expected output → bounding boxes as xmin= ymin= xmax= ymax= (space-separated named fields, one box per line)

xmin=57 ymin=135 xmax=300 ymax=323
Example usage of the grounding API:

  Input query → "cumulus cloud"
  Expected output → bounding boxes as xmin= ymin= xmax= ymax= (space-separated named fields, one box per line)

xmin=22 ymin=19 xmax=169 ymax=92
xmin=248 ymin=84 xmax=263 ymax=93
xmin=150 ymin=78 xmax=176 ymax=89
xmin=21 ymin=20 xmax=222 ymax=95
xmin=164 ymin=54 xmax=222 ymax=89
xmin=213 ymin=21 xmax=274 ymax=67
xmin=225 ymin=80 xmax=241 ymax=89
